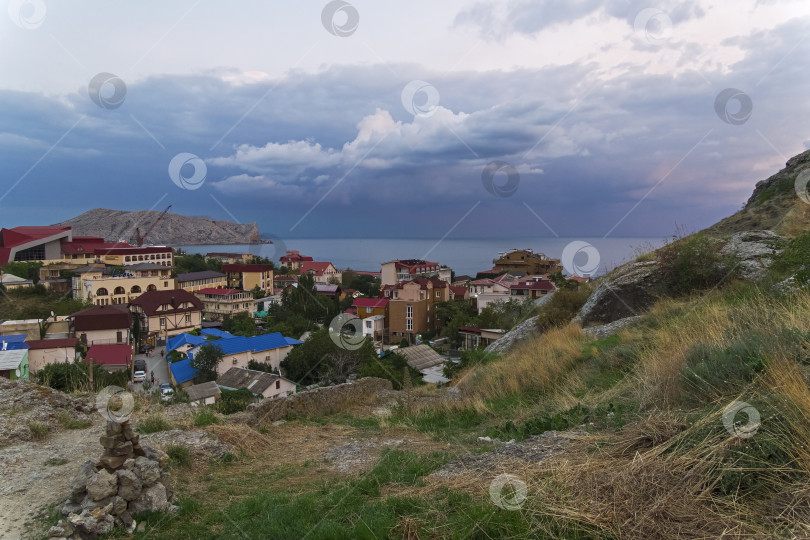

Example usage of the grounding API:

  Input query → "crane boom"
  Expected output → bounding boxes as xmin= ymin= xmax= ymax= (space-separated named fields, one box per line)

xmin=135 ymin=204 xmax=172 ymax=246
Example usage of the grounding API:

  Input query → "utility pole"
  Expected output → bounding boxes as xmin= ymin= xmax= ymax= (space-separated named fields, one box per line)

xmin=88 ymin=356 xmax=94 ymax=391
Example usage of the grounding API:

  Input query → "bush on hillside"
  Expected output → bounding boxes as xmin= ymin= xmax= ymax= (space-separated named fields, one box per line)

xmin=770 ymin=230 xmax=810 ymax=286
xmin=654 ymin=232 xmax=738 ymax=296
xmin=535 ymin=288 xmax=591 ymax=330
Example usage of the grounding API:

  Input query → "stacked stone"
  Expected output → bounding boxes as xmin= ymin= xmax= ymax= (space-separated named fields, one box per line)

xmin=50 ymin=420 xmax=175 ymax=539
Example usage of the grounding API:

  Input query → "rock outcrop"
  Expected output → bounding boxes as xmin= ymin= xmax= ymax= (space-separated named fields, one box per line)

xmin=578 ymin=261 xmax=661 ymax=326
xmin=55 ymin=208 xmax=263 ymax=245
xmin=54 ymin=420 xmax=175 ymax=539
xmin=582 ymin=316 xmax=643 ymax=340
xmin=719 ymin=230 xmax=783 ymax=280
xmin=484 ymin=315 xmax=541 ymax=355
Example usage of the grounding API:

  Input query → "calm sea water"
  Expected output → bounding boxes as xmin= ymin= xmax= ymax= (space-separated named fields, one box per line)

xmin=177 ymin=237 xmax=666 ymax=277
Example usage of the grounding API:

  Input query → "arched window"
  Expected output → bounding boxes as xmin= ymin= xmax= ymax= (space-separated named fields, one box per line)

xmin=96 ymin=288 xmax=108 ymax=296
xmin=147 ymin=284 xmax=157 ymax=291
xmin=114 ymin=286 xmax=125 ymax=295
xmin=130 ymin=285 xmax=141 ymax=294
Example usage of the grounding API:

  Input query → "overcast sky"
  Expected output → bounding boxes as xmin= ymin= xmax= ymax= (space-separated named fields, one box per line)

xmin=1 ymin=0 xmax=808 ymax=240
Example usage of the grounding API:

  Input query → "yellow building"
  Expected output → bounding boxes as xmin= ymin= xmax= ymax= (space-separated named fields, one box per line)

xmin=193 ymin=288 xmax=254 ymax=320
xmin=491 ymin=249 xmax=562 ymax=276
xmin=222 ymin=264 xmax=274 ymax=291
xmin=72 ymin=264 xmax=175 ymax=305
xmin=177 ymin=270 xmax=228 ymax=293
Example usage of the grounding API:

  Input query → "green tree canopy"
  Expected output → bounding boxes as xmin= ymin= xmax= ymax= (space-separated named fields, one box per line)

xmin=190 ymin=344 xmax=224 ymax=383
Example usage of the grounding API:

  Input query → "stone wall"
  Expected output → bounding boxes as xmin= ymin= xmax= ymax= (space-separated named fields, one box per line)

xmin=245 ymin=377 xmax=393 ymax=424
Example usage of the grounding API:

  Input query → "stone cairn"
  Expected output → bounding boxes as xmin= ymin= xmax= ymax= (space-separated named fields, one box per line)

xmin=48 ymin=420 xmax=176 ymax=539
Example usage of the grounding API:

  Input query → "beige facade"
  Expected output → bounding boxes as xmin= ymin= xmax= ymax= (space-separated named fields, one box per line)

xmin=222 ymin=265 xmax=274 ymax=291
xmin=73 ymin=267 xmax=175 ymax=306
xmin=215 ymin=345 xmax=295 ymax=376
xmin=387 ymin=279 xmax=450 ymax=344
xmin=76 ymin=327 xmax=128 ymax=346
xmin=194 ymin=289 xmax=254 ymax=319
xmin=178 ymin=273 xmax=228 ymax=293
xmin=0 ymin=318 xmax=71 ymax=340
xmin=28 ymin=344 xmax=77 ymax=372
xmin=145 ymin=310 xmax=202 ymax=339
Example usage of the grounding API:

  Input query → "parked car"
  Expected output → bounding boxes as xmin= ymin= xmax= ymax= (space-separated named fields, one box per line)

xmin=133 ymin=370 xmax=146 ymax=383
xmin=159 ymin=383 xmax=174 ymax=401
xmin=134 ymin=359 xmax=147 ymax=372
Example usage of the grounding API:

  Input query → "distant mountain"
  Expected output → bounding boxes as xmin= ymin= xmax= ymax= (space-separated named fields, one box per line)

xmin=55 ymin=208 xmax=263 ymax=245
xmin=707 ymin=148 xmax=810 ymax=237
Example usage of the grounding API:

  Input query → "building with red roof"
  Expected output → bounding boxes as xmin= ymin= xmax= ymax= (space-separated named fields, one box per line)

xmin=449 ymin=285 xmax=469 ymax=300
xmin=193 ymin=288 xmax=254 ymax=320
xmin=380 ymin=259 xmax=452 ymax=286
xmin=70 ymin=305 xmax=131 ymax=346
xmin=0 ymin=226 xmax=72 ymax=264
xmin=383 ymin=277 xmax=449 ymax=345
xmin=300 ymin=261 xmax=341 ymax=285
xmin=353 ymin=298 xmax=389 ymax=320
xmin=85 ymin=344 xmax=132 ymax=372
xmin=508 ymin=277 xmax=556 ymax=299
xmin=130 ymin=289 xmax=203 ymax=343
xmin=279 ymin=250 xmax=313 ymax=271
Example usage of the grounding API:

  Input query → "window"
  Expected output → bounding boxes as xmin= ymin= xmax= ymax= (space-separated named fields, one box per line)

xmin=114 ymin=286 xmax=125 ymax=295
xmin=436 ymin=291 xmax=441 ymax=298
xmin=96 ymin=288 xmax=108 ymax=296
xmin=406 ymin=319 xmax=413 ymax=331
xmin=159 ymin=317 xmax=166 ymax=327
xmin=365 ymin=307 xmax=372 ymax=314
xmin=233 ymin=358 xmax=237 ymax=364
xmin=185 ymin=314 xmax=191 ymax=323
xmin=130 ymin=285 xmax=141 ymax=294
xmin=276 ymin=380 xmax=280 ymax=389
xmin=365 ymin=320 xmax=372 ymax=329
xmin=406 ymin=306 xmax=412 ymax=318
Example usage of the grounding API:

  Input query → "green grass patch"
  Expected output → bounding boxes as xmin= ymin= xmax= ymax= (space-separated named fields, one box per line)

xmin=167 ymin=445 xmax=191 ymax=468
xmin=193 ymin=410 xmax=222 ymax=427
xmin=486 ymin=402 xmax=635 ymax=442
xmin=28 ymin=421 xmax=48 ymax=441
xmin=136 ymin=415 xmax=172 ymax=434
xmin=57 ymin=411 xmax=92 ymax=430
xmin=44 ymin=457 xmax=68 ymax=466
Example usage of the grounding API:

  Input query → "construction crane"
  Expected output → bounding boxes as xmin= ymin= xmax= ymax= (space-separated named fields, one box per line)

xmin=135 ymin=204 xmax=172 ymax=246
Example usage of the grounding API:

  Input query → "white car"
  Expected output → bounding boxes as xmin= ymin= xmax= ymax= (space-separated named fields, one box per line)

xmin=133 ymin=370 xmax=146 ymax=383
xmin=159 ymin=383 xmax=174 ymax=401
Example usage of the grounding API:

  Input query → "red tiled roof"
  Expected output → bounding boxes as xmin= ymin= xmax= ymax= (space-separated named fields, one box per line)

xmin=206 ymin=252 xmax=246 ymax=258
xmin=61 ymin=239 xmax=131 ymax=255
xmin=130 ymin=289 xmax=203 ymax=316
xmin=386 ymin=259 xmax=440 ymax=273
xmin=71 ymin=305 xmax=131 ymax=331
xmin=25 ymin=338 xmax=78 ymax=350
xmin=345 ymin=307 xmax=357 ymax=315
xmin=195 ymin=288 xmax=245 ymax=296
xmin=300 ymin=261 xmax=335 ymax=276
xmin=99 ymin=246 xmax=172 ymax=255
xmin=458 ymin=326 xmax=482 ymax=334
xmin=353 ymin=270 xmax=381 ymax=277
xmin=568 ymin=275 xmax=590 ymax=283
xmin=279 ymin=251 xmax=313 ymax=263
xmin=450 ymin=286 xmax=468 ymax=298
xmin=353 ymin=298 xmax=389 ymax=308
xmin=509 ymin=280 xmax=555 ymax=291
xmin=86 ymin=344 xmax=131 ymax=366
xmin=0 ymin=226 xmax=72 ymax=264
xmin=222 ymin=264 xmax=274 ymax=273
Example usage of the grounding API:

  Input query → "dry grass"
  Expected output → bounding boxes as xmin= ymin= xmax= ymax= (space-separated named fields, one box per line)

xmin=456 ymin=323 xmax=586 ymax=401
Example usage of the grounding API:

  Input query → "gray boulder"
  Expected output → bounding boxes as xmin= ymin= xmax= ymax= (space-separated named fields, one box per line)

xmin=582 ymin=316 xmax=643 ymax=340
xmin=116 ymin=469 xmax=142 ymax=501
xmin=134 ymin=456 xmax=161 ymax=487
xmin=129 ymin=483 xmax=169 ymax=514
xmin=68 ymin=460 xmax=96 ymax=495
xmin=719 ymin=230 xmax=783 ymax=280
xmin=578 ymin=261 xmax=660 ymax=325
xmin=484 ymin=315 xmax=540 ymax=354
xmin=86 ymin=469 xmax=118 ymax=502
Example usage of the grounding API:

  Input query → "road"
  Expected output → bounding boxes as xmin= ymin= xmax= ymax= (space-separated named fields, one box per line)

xmin=130 ymin=347 xmax=170 ymax=392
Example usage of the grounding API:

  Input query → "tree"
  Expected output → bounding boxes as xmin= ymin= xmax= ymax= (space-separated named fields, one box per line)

xmin=221 ymin=312 xmax=258 ymax=337
xmin=280 ymin=328 xmax=377 ymax=385
xmin=250 ymin=284 xmax=266 ymax=299
xmin=358 ymin=351 xmax=421 ymax=390
xmin=190 ymin=344 xmax=224 ymax=383
xmin=282 ymin=273 xmax=335 ymax=323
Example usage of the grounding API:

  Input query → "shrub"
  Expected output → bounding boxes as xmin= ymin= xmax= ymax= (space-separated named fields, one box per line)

xmin=654 ymin=231 xmax=739 ymax=296
xmin=57 ymin=411 xmax=92 ymax=430
xmin=770 ymin=231 xmax=810 ymax=285
xmin=166 ymin=445 xmax=191 ymax=467
xmin=29 ymin=421 xmax=49 ymax=441
xmin=194 ymin=410 xmax=222 ymax=427
xmin=535 ymin=288 xmax=591 ymax=330
xmin=136 ymin=415 xmax=171 ymax=434
xmin=218 ymin=388 xmax=255 ymax=415
xmin=44 ymin=457 xmax=68 ymax=466
xmin=220 ymin=452 xmax=237 ymax=463
xmin=444 ymin=348 xmax=499 ymax=379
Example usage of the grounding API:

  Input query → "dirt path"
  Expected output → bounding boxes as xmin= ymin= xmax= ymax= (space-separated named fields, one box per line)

xmin=0 ymin=421 xmax=103 ymax=540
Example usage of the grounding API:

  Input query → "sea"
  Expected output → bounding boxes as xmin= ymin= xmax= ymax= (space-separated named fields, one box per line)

xmin=176 ymin=237 xmax=667 ymax=277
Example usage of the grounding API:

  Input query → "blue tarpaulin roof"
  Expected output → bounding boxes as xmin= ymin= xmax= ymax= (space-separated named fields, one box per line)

xmin=169 ymin=358 xmax=197 ymax=384
xmin=1 ymin=334 xmax=29 ymax=350
xmin=284 ymin=337 xmax=303 ymax=346
xmin=200 ymin=329 xmax=236 ymax=339
xmin=166 ymin=333 xmax=207 ymax=352
xmin=214 ymin=332 xmax=293 ymax=355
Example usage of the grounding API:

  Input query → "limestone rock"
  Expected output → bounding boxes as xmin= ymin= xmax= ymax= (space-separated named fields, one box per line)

xmin=69 ymin=460 xmax=97 ymax=495
xmin=116 ymin=469 xmax=143 ymax=501
xmin=86 ymin=469 xmax=118 ymax=502
xmin=134 ymin=456 xmax=161 ymax=487
xmin=128 ymin=483 xmax=169 ymax=514
xmin=582 ymin=316 xmax=643 ymax=340
xmin=719 ymin=230 xmax=784 ymax=280
xmin=484 ymin=315 xmax=540 ymax=355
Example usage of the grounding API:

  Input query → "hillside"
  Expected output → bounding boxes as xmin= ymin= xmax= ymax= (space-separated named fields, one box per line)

xmin=707 ymin=147 xmax=810 ymax=237
xmin=54 ymin=208 xmax=263 ymax=245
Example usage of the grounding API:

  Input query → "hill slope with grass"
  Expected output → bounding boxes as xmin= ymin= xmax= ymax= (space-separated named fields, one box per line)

xmin=23 ymin=148 xmax=810 ymax=539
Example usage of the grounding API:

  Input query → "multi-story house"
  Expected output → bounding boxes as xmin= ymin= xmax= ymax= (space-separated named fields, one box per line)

xmin=70 ymin=305 xmax=132 ymax=346
xmin=205 ymin=252 xmax=253 ymax=264
xmin=279 ymin=250 xmax=313 ymax=272
xmin=491 ymin=248 xmax=562 ymax=276
xmin=300 ymin=261 xmax=342 ymax=285
xmin=222 ymin=264 xmax=274 ymax=291
xmin=177 ymin=270 xmax=228 ymax=293
xmin=508 ymin=276 xmax=556 ymax=299
xmin=383 ymin=277 xmax=449 ymax=344
xmin=193 ymin=288 xmax=254 ymax=320
xmin=72 ymin=264 xmax=175 ymax=305
xmin=130 ymin=289 xmax=203 ymax=344
xmin=468 ymin=274 xmax=517 ymax=313
xmin=380 ymin=259 xmax=452 ymax=287
xmin=353 ymin=298 xmax=389 ymax=320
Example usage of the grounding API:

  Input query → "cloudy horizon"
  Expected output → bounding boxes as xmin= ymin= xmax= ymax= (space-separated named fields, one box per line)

xmin=1 ymin=0 xmax=809 ymax=240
